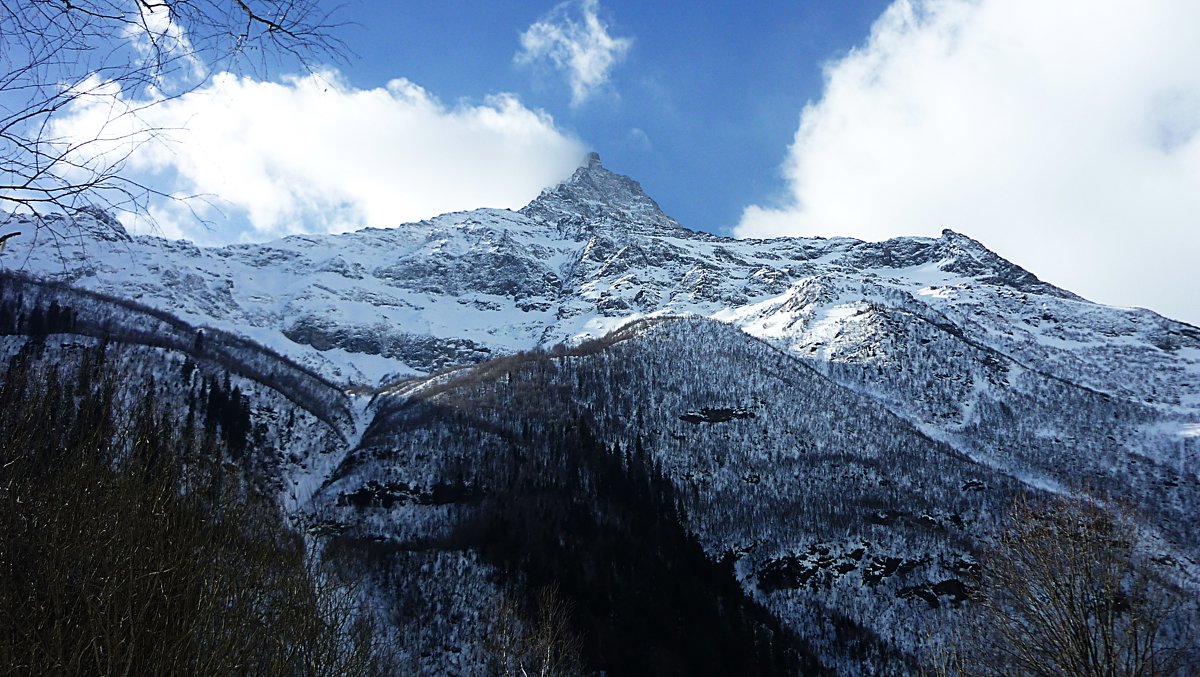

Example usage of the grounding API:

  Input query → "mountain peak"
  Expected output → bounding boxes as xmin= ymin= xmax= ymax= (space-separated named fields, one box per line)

xmin=520 ymin=153 xmax=691 ymax=238
xmin=935 ymin=228 xmax=1077 ymax=299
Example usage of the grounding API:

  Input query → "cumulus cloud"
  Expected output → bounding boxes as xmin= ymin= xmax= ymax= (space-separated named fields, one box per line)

xmin=737 ymin=0 xmax=1200 ymax=325
xmin=49 ymin=70 xmax=588 ymax=243
xmin=516 ymin=0 xmax=632 ymax=107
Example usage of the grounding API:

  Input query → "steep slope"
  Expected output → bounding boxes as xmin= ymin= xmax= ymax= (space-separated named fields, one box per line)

xmin=309 ymin=318 xmax=999 ymax=669
xmin=3 ymin=155 xmax=1195 ymax=505
xmin=2 ymin=157 xmax=1195 ymax=420
xmin=0 ymin=272 xmax=358 ymax=511
xmin=305 ymin=317 xmax=1199 ymax=672
xmin=1 ymin=155 xmax=1198 ymax=672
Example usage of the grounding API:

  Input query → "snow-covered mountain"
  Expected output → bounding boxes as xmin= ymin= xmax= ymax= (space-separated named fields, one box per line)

xmin=2 ymin=154 xmax=1197 ymax=673
xmin=5 ymin=154 xmax=1197 ymax=404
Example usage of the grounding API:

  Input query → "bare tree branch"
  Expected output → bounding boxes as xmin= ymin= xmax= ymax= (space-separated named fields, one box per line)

xmin=935 ymin=493 xmax=1200 ymax=677
xmin=0 ymin=0 xmax=347 ymax=236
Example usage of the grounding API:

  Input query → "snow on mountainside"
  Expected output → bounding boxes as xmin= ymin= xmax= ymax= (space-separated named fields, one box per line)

xmin=3 ymin=155 xmax=1199 ymax=672
xmin=2 ymin=155 xmax=1197 ymax=411
xmin=2 ymin=152 xmax=1197 ymax=481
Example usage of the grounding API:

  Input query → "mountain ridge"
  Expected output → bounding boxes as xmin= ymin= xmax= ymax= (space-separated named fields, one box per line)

xmin=1 ymin=154 xmax=1198 ymax=672
xmin=0 ymin=155 xmax=1194 ymax=401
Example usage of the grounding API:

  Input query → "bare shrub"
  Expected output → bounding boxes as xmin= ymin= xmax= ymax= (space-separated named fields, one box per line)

xmin=486 ymin=583 xmax=584 ymax=677
xmin=928 ymin=493 xmax=1199 ymax=676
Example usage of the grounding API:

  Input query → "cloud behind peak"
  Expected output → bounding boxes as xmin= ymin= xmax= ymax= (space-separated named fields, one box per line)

xmin=50 ymin=69 xmax=589 ymax=243
xmin=736 ymin=0 xmax=1200 ymax=325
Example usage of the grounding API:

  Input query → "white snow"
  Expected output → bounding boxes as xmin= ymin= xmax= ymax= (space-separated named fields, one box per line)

xmin=2 ymin=172 xmax=1197 ymax=433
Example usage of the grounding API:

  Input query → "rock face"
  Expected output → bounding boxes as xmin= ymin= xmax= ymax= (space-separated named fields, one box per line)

xmin=7 ymin=155 xmax=1193 ymax=391
xmin=6 ymin=154 xmax=1196 ymax=444
xmin=520 ymin=151 xmax=693 ymax=238
xmin=2 ymin=155 xmax=1198 ymax=673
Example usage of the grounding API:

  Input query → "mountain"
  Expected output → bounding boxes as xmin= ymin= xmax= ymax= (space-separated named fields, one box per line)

xmin=1 ymin=156 xmax=1197 ymax=673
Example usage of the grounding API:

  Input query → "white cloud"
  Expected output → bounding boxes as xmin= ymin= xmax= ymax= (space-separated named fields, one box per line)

xmin=49 ymin=69 xmax=588 ymax=243
xmin=516 ymin=0 xmax=632 ymax=107
xmin=123 ymin=2 xmax=206 ymax=86
xmin=737 ymin=0 xmax=1200 ymax=326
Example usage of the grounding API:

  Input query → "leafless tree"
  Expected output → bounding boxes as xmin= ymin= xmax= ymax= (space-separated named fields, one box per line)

xmin=0 ymin=0 xmax=345 ymax=237
xmin=929 ymin=493 xmax=1199 ymax=677
xmin=486 ymin=583 xmax=584 ymax=677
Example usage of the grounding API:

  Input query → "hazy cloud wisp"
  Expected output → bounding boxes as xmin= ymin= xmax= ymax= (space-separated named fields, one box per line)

xmin=736 ymin=0 xmax=1200 ymax=325
xmin=516 ymin=0 xmax=633 ymax=107
xmin=122 ymin=2 xmax=207 ymax=86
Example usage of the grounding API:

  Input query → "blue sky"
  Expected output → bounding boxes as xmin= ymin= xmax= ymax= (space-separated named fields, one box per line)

xmin=46 ymin=0 xmax=1200 ymax=325
xmin=331 ymin=0 xmax=890 ymax=235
